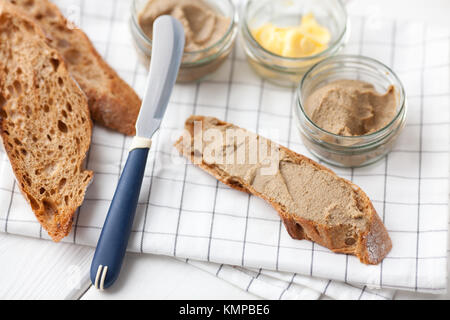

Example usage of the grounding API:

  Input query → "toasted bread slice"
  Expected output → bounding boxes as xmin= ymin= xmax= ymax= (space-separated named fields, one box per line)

xmin=0 ymin=1 xmax=93 ymax=241
xmin=175 ymin=116 xmax=392 ymax=264
xmin=9 ymin=0 xmax=141 ymax=136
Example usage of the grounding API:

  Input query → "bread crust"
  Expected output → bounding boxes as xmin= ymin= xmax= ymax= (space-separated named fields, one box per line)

xmin=175 ymin=115 xmax=392 ymax=264
xmin=9 ymin=0 xmax=141 ymax=136
xmin=0 ymin=1 xmax=93 ymax=241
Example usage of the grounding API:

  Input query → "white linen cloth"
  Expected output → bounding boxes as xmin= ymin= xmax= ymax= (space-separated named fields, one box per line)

xmin=0 ymin=0 xmax=448 ymax=299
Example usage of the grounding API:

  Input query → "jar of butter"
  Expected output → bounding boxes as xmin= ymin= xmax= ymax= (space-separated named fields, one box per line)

xmin=241 ymin=0 xmax=348 ymax=86
xmin=130 ymin=0 xmax=238 ymax=82
xmin=295 ymin=55 xmax=407 ymax=168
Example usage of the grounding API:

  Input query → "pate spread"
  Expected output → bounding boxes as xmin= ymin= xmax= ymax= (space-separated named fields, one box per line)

xmin=192 ymin=117 xmax=369 ymax=230
xmin=138 ymin=0 xmax=230 ymax=52
xmin=304 ymin=80 xmax=397 ymax=136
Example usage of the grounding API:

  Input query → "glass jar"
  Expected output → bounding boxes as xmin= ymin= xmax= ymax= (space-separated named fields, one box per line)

xmin=240 ymin=0 xmax=348 ymax=87
xmin=295 ymin=55 xmax=407 ymax=168
xmin=130 ymin=0 xmax=238 ymax=83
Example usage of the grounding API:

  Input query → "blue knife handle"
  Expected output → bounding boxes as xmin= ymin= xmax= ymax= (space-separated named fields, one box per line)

xmin=90 ymin=146 xmax=149 ymax=289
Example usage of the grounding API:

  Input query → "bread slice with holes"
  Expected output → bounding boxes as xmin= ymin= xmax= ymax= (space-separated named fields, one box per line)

xmin=0 ymin=1 xmax=93 ymax=241
xmin=9 ymin=0 xmax=141 ymax=136
xmin=175 ymin=116 xmax=392 ymax=264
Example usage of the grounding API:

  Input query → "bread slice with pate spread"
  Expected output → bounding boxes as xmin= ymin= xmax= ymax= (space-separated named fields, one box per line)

xmin=9 ymin=0 xmax=141 ymax=136
xmin=0 ymin=1 xmax=93 ymax=241
xmin=175 ymin=116 xmax=392 ymax=264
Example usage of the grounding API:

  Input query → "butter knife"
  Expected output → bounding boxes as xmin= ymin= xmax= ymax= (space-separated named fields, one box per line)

xmin=90 ymin=15 xmax=185 ymax=290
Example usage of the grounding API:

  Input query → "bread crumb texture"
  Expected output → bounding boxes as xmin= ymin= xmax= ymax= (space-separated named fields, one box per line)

xmin=0 ymin=1 xmax=93 ymax=241
xmin=9 ymin=0 xmax=141 ymax=136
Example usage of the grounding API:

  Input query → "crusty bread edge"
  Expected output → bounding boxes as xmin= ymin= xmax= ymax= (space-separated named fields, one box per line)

xmin=174 ymin=115 xmax=392 ymax=265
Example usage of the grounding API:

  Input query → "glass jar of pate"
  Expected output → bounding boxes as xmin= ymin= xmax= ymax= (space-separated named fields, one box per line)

xmin=295 ymin=55 xmax=407 ymax=168
xmin=130 ymin=0 xmax=238 ymax=83
xmin=240 ymin=0 xmax=349 ymax=86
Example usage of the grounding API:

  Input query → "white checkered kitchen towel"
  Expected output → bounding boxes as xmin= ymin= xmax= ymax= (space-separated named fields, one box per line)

xmin=0 ymin=0 xmax=449 ymax=299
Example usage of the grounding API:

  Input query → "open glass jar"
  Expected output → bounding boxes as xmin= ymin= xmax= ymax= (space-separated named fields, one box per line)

xmin=295 ymin=55 xmax=407 ymax=168
xmin=241 ymin=0 xmax=348 ymax=86
xmin=130 ymin=0 xmax=238 ymax=83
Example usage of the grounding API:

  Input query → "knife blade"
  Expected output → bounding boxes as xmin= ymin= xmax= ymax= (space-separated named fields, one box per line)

xmin=137 ymin=15 xmax=185 ymax=138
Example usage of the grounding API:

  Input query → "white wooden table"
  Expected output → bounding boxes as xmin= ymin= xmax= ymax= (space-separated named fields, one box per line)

xmin=1 ymin=0 xmax=449 ymax=300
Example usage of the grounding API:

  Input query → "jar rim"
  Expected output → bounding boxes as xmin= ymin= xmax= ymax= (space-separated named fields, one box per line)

xmin=242 ymin=0 xmax=348 ymax=62
xmin=130 ymin=0 xmax=238 ymax=57
xmin=297 ymin=54 xmax=407 ymax=143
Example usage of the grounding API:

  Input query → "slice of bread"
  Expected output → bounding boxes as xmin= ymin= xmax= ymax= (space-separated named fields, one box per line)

xmin=175 ymin=116 xmax=392 ymax=264
xmin=0 ymin=1 xmax=93 ymax=241
xmin=9 ymin=0 xmax=141 ymax=136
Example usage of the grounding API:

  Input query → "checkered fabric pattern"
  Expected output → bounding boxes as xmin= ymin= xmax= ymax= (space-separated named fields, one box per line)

xmin=0 ymin=0 xmax=448 ymax=299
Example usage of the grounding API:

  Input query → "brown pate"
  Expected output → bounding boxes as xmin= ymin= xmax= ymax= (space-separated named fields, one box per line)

xmin=304 ymin=80 xmax=397 ymax=136
xmin=138 ymin=0 xmax=230 ymax=52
